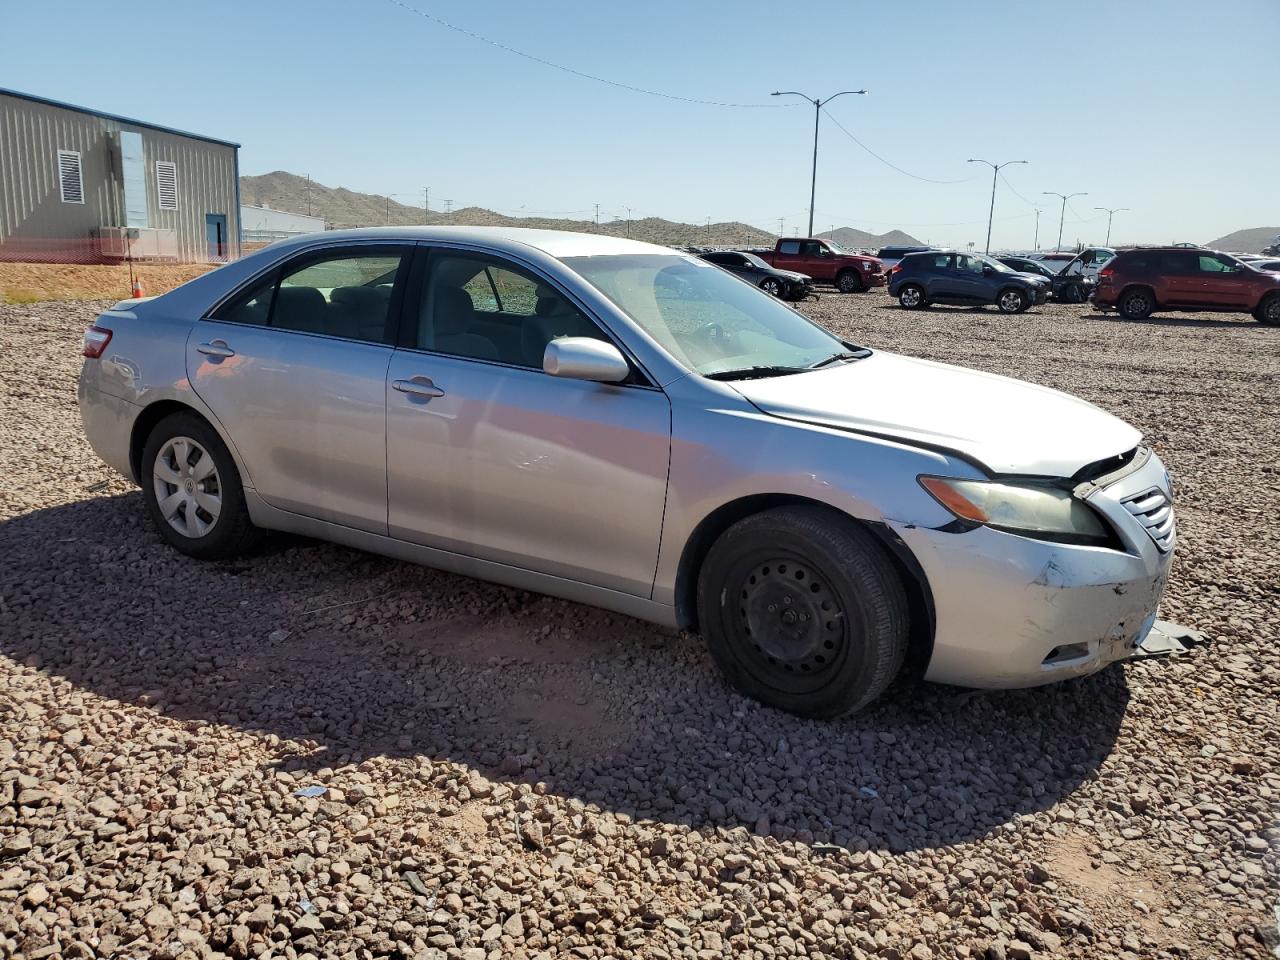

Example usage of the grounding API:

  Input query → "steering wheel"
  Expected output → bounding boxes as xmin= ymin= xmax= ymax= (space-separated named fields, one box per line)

xmin=693 ymin=321 xmax=731 ymax=347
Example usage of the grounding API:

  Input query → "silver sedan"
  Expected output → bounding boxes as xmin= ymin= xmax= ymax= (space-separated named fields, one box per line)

xmin=78 ymin=227 xmax=1175 ymax=716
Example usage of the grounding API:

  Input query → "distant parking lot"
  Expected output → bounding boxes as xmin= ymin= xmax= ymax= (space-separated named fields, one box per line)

xmin=1 ymin=295 xmax=1276 ymax=959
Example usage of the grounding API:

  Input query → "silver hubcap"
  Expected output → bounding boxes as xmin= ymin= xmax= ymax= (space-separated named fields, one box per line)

xmin=1001 ymin=292 xmax=1021 ymax=311
xmin=153 ymin=436 xmax=221 ymax=538
xmin=901 ymin=288 xmax=921 ymax=306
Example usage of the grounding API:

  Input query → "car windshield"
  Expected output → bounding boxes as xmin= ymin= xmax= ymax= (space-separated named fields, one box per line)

xmin=562 ymin=253 xmax=857 ymax=377
xmin=978 ymin=255 xmax=1016 ymax=274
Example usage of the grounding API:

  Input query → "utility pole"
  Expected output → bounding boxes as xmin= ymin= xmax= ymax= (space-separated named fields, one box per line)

xmin=624 ymin=206 xmax=632 ymax=237
xmin=705 ymin=216 xmax=711 ymax=241
xmin=443 ymin=199 xmax=452 ymax=214
xmin=777 ymin=218 xmax=785 ymax=237
xmin=305 ymin=175 xmax=312 ymax=217
xmin=1033 ymin=209 xmax=1041 ymax=251
xmin=424 ymin=187 xmax=430 ymax=217
xmin=385 ymin=195 xmax=390 ymax=225
xmin=770 ymin=88 xmax=868 ymax=237
xmin=594 ymin=203 xmax=600 ymax=229
xmin=967 ymin=158 xmax=1028 ymax=254
xmin=1094 ymin=206 xmax=1129 ymax=246
xmin=1043 ymin=191 xmax=1087 ymax=252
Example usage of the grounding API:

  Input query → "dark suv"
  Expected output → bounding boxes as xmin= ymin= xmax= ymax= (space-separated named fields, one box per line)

xmin=888 ymin=251 xmax=1049 ymax=313
xmin=1093 ymin=248 xmax=1280 ymax=325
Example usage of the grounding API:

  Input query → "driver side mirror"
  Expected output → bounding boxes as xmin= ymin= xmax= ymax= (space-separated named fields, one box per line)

xmin=982 ymin=265 xmax=995 ymax=276
xmin=543 ymin=337 xmax=630 ymax=383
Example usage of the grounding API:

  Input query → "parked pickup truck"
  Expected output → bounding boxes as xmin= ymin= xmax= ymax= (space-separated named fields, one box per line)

xmin=756 ymin=238 xmax=885 ymax=293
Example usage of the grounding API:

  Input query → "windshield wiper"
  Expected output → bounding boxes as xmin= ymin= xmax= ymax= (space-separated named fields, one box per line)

xmin=808 ymin=348 xmax=872 ymax=369
xmin=703 ymin=364 xmax=808 ymax=381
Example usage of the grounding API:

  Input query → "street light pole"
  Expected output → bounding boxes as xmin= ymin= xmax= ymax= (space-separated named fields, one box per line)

xmin=1043 ymin=191 xmax=1087 ymax=252
xmin=967 ymin=158 xmax=1028 ymax=254
xmin=1033 ymin=208 xmax=1040 ymax=251
xmin=771 ymin=89 xmax=868 ymax=237
xmin=1093 ymin=206 xmax=1129 ymax=246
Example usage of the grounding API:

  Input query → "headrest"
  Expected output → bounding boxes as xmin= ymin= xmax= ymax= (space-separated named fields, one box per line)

xmin=433 ymin=286 xmax=475 ymax=335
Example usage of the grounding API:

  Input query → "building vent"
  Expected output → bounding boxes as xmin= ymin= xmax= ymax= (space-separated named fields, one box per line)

xmin=156 ymin=161 xmax=178 ymax=210
xmin=57 ymin=150 xmax=84 ymax=204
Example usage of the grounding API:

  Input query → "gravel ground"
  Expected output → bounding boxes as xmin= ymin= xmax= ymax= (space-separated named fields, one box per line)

xmin=1 ymin=295 xmax=1277 ymax=960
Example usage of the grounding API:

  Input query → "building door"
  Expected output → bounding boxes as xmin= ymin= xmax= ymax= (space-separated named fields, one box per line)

xmin=205 ymin=214 xmax=227 ymax=261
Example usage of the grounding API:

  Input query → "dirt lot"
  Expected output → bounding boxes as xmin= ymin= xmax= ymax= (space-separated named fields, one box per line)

xmin=0 ymin=262 xmax=218 ymax=304
xmin=1 ymin=294 xmax=1277 ymax=959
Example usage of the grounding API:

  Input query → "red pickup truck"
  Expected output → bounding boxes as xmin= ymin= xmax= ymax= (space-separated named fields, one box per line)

xmin=756 ymin=238 xmax=885 ymax=293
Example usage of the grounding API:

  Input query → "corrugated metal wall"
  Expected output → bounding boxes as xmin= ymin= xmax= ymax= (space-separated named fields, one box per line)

xmin=0 ymin=93 xmax=239 ymax=263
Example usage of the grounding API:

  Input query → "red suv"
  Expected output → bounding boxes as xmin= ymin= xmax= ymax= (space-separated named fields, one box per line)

xmin=1094 ymin=248 xmax=1280 ymax=325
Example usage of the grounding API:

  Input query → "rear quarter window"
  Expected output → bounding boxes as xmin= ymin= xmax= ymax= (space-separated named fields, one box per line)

xmin=779 ymin=241 xmax=801 ymax=255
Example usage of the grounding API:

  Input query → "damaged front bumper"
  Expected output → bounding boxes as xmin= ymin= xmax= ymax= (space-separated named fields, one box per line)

xmin=889 ymin=451 xmax=1177 ymax=689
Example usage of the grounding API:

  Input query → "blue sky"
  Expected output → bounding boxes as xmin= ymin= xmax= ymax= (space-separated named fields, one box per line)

xmin=3 ymin=0 xmax=1276 ymax=248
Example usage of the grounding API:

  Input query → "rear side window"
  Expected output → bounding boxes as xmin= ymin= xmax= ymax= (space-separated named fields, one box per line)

xmin=779 ymin=241 xmax=801 ymax=255
xmin=211 ymin=246 xmax=407 ymax=343
xmin=930 ymin=254 xmax=952 ymax=269
xmin=1160 ymin=252 xmax=1198 ymax=273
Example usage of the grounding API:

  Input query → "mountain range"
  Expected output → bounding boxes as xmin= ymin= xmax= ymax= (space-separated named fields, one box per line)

xmin=240 ymin=171 xmax=924 ymax=249
xmin=1204 ymin=226 xmax=1279 ymax=253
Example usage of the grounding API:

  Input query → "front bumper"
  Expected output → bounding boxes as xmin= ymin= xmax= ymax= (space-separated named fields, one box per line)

xmin=866 ymin=271 xmax=886 ymax=288
xmin=890 ymin=451 xmax=1175 ymax=689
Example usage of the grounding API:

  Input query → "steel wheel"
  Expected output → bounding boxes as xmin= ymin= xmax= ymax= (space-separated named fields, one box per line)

xmin=998 ymin=290 xmax=1025 ymax=313
xmin=152 ymin=436 xmax=222 ymax=539
xmin=736 ymin=557 xmax=848 ymax=691
xmin=760 ymin=278 xmax=782 ymax=297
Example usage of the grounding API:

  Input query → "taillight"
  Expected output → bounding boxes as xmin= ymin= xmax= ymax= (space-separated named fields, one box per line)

xmin=1099 ymin=265 xmax=1115 ymax=279
xmin=83 ymin=325 xmax=112 ymax=358
xmin=890 ymin=264 xmax=903 ymax=274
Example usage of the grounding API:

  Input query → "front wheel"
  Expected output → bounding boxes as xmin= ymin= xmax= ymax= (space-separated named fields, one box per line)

xmin=898 ymin=284 xmax=926 ymax=309
xmin=760 ymin=277 xmax=783 ymax=297
xmin=696 ymin=506 xmax=909 ymax=718
xmin=141 ymin=412 xmax=263 ymax=560
xmin=997 ymin=289 xmax=1027 ymax=314
xmin=1254 ymin=294 xmax=1280 ymax=326
xmin=837 ymin=270 xmax=864 ymax=294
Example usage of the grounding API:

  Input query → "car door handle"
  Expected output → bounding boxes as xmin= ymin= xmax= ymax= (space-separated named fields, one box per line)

xmin=393 ymin=378 xmax=446 ymax=399
xmin=196 ymin=340 xmax=235 ymax=358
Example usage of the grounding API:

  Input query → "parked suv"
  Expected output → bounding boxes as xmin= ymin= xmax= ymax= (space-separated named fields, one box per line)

xmin=1093 ymin=248 xmax=1280 ymax=325
xmin=889 ymin=251 xmax=1049 ymax=313
xmin=876 ymin=245 xmax=938 ymax=272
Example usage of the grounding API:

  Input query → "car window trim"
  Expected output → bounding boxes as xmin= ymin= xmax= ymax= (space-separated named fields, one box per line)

xmin=395 ymin=243 xmax=660 ymax=390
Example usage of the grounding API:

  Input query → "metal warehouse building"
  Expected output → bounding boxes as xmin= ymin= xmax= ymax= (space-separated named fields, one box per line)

xmin=0 ymin=88 xmax=241 ymax=264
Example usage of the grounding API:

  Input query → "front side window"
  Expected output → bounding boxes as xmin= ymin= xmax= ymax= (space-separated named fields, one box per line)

xmin=416 ymin=253 xmax=606 ymax=367
xmin=1196 ymin=254 xmax=1236 ymax=273
xmin=801 ymin=241 xmax=825 ymax=257
xmin=562 ymin=253 xmax=855 ymax=377
xmin=211 ymin=247 xmax=405 ymax=343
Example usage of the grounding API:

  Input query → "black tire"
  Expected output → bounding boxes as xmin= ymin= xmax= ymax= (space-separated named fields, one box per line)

xmin=836 ymin=269 xmax=864 ymax=294
xmin=759 ymin=277 xmax=783 ymax=298
xmin=696 ymin=506 xmax=910 ymax=718
xmin=996 ymin=288 xmax=1027 ymax=314
xmin=140 ymin=411 xmax=263 ymax=560
xmin=1254 ymin=294 xmax=1280 ymax=326
xmin=898 ymin=284 xmax=926 ymax=309
xmin=1119 ymin=287 xmax=1155 ymax=321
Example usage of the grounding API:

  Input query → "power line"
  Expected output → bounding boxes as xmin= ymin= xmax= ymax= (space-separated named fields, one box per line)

xmin=820 ymin=107 xmax=977 ymax=184
xmin=384 ymin=0 xmax=790 ymax=108
xmin=998 ymin=170 xmax=1038 ymax=208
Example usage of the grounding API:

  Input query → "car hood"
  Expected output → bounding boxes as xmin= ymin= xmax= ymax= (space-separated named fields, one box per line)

xmin=731 ymin=351 xmax=1141 ymax=477
xmin=777 ymin=270 xmax=811 ymax=282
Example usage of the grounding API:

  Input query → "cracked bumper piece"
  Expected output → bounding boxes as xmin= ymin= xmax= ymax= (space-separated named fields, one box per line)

xmin=888 ymin=454 xmax=1175 ymax=689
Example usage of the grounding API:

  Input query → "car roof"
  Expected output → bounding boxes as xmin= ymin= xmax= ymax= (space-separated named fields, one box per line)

xmin=261 ymin=226 xmax=675 ymax=261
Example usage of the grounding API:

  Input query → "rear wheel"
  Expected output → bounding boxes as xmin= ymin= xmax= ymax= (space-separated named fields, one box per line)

xmin=837 ymin=269 xmax=864 ymax=293
xmin=696 ymin=506 xmax=910 ymax=718
xmin=997 ymin=288 xmax=1027 ymax=314
xmin=898 ymin=284 xmax=926 ymax=309
xmin=141 ymin=412 xmax=263 ymax=560
xmin=1119 ymin=287 xmax=1155 ymax=320
xmin=760 ymin=277 xmax=783 ymax=297
xmin=1254 ymin=294 xmax=1280 ymax=326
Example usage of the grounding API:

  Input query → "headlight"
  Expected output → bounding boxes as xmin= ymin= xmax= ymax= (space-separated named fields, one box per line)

xmin=918 ymin=476 xmax=1113 ymax=546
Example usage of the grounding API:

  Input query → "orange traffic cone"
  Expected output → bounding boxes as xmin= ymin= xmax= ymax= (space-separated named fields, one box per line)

xmin=131 ymin=277 xmax=144 ymax=298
